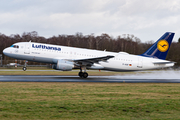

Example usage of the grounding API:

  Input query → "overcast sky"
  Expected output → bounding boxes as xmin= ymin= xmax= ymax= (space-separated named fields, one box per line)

xmin=0 ymin=0 xmax=180 ymax=42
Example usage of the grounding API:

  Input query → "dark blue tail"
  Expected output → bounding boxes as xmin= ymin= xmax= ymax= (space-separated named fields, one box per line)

xmin=141 ymin=32 xmax=175 ymax=60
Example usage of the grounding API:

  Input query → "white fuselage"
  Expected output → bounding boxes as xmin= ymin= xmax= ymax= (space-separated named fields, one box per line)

xmin=3 ymin=42 xmax=174 ymax=71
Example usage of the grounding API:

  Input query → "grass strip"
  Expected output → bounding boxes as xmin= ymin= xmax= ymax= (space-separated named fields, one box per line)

xmin=0 ymin=83 xmax=180 ymax=119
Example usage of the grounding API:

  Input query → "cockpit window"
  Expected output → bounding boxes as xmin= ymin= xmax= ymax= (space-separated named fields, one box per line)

xmin=10 ymin=45 xmax=19 ymax=48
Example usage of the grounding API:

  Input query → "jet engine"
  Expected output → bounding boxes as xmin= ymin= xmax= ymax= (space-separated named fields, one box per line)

xmin=53 ymin=59 xmax=74 ymax=71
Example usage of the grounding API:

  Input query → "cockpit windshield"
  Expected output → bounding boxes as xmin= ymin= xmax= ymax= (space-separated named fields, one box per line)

xmin=10 ymin=45 xmax=19 ymax=48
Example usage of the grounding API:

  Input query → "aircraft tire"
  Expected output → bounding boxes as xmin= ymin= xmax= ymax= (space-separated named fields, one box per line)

xmin=23 ymin=67 xmax=27 ymax=71
xmin=78 ymin=72 xmax=83 ymax=78
xmin=83 ymin=72 xmax=88 ymax=78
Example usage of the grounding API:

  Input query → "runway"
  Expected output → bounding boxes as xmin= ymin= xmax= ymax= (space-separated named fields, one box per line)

xmin=0 ymin=75 xmax=180 ymax=83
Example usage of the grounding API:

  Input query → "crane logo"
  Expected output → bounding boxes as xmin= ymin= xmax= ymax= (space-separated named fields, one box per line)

xmin=157 ymin=40 xmax=169 ymax=52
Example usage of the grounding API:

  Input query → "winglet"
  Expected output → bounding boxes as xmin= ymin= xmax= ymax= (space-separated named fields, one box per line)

xmin=141 ymin=32 xmax=175 ymax=60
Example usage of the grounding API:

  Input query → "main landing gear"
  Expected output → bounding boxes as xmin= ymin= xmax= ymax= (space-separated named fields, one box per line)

xmin=78 ymin=67 xmax=88 ymax=78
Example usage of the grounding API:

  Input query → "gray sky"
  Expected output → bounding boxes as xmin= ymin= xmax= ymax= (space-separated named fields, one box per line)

xmin=0 ymin=0 xmax=180 ymax=42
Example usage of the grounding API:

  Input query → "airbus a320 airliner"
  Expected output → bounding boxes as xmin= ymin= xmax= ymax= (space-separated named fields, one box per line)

xmin=3 ymin=32 xmax=175 ymax=78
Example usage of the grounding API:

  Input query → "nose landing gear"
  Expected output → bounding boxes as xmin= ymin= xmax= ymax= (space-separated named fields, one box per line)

xmin=23 ymin=67 xmax=27 ymax=71
xmin=22 ymin=61 xmax=28 ymax=71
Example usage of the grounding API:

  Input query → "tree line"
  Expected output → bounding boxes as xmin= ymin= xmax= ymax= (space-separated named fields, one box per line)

xmin=0 ymin=31 xmax=180 ymax=66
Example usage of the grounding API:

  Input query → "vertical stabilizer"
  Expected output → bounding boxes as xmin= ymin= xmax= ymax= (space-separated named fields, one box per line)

xmin=141 ymin=32 xmax=175 ymax=60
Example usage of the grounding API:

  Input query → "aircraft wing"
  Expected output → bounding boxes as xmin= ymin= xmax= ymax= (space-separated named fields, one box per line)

xmin=73 ymin=55 xmax=114 ymax=66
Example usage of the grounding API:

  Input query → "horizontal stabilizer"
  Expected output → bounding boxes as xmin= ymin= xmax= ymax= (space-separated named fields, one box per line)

xmin=152 ymin=61 xmax=176 ymax=64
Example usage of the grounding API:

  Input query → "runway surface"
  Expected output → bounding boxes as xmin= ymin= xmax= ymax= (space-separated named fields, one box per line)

xmin=0 ymin=75 xmax=180 ymax=83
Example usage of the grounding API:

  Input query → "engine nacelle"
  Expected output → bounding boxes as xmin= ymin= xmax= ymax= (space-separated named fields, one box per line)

xmin=53 ymin=59 xmax=74 ymax=71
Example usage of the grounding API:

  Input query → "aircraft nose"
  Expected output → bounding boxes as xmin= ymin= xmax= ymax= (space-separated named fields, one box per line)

xmin=3 ymin=48 xmax=9 ymax=55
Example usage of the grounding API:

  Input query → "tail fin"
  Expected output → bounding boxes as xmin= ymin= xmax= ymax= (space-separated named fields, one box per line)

xmin=141 ymin=32 xmax=175 ymax=60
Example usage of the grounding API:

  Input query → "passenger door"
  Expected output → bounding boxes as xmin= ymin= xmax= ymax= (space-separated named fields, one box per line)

xmin=137 ymin=57 xmax=143 ymax=68
xmin=24 ymin=43 xmax=30 ymax=54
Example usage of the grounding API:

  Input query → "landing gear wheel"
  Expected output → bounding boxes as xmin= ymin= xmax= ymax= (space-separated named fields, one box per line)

xmin=23 ymin=67 xmax=27 ymax=71
xmin=83 ymin=72 xmax=88 ymax=78
xmin=78 ymin=72 xmax=83 ymax=78
xmin=78 ymin=67 xmax=88 ymax=78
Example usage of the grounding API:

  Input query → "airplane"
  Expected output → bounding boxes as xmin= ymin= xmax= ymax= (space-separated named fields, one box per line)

xmin=3 ymin=32 xmax=175 ymax=78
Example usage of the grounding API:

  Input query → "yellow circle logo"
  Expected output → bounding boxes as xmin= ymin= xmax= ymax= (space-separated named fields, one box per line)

xmin=157 ymin=40 xmax=169 ymax=52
